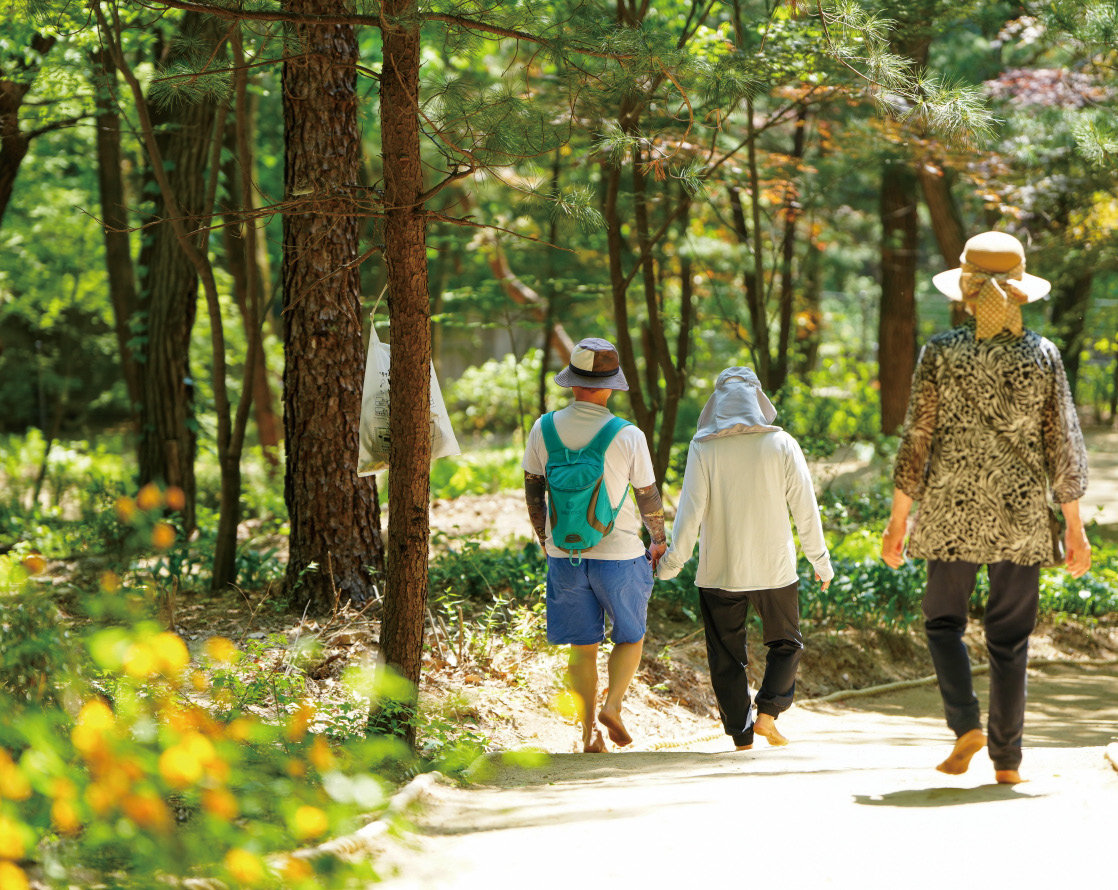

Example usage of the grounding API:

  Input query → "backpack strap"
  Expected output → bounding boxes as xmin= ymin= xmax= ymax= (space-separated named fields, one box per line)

xmin=539 ymin=412 xmax=566 ymax=459
xmin=584 ymin=415 xmax=631 ymax=459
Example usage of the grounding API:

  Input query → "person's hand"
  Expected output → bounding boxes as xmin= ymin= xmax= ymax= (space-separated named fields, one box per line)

xmin=1065 ymin=525 xmax=1091 ymax=578
xmin=815 ymin=572 xmax=831 ymax=592
xmin=648 ymin=541 xmax=667 ymax=572
xmin=881 ymin=520 xmax=907 ymax=569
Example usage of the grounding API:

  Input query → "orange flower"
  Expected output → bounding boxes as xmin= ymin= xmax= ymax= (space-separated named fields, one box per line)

xmin=20 ymin=553 xmax=46 ymax=576
xmin=51 ymin=799 xmax=81 ymax=835
xmin=72 ymin=700 xmax=115 ymax=756
xmin=122 ymin=792 xmax=171 ymax=831
xmin=164 ymin=486 xmax=186 ymax=511
xmin=292 ymin=805 xmax=329 ymax=841
xmin=281 ymin=856 xmax=314 ymax=881
xmin=85 ymin=783 xmax=116 ymax=816
xmin=159 ymin=746 xmax=204 ymax=789
xmin=99 ymin=570 xmax=121 ymax=592
xmin=151 ymin=522 xmax=176 ymax=550
xmin=286 ymin=701 xmax=317 ymax=742
xmin=202 ymin=787 xmax=238 ymax=821
xmin=123 ymin=642 xmax=158 ymax=680
xmin=136 ymin=483 xmax=162 ymax=511
xmin=114 ymin=496 xmax=136 ymax=522
xmin=308 ymin=736 xmax=335 ymax=772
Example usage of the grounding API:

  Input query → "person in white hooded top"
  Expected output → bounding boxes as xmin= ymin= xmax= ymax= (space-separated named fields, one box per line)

xmin=657 ymin=368 xmax=833 ymax=749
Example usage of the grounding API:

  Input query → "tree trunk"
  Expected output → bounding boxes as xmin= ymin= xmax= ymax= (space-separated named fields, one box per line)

xmin=0 ymin=34 xmax=55 ymax=228
xmin=879 ymin=161 xmax=919 ymax=435
xmin=282 ymin=1 xmax=382 ymax=612
xmin=1049 ymin=272 xmax=1093 ymax=399
xmin=772 ymin=104 xmax=808 ymax=392
xmin=220 ymin=101 xmax=281 ymax=465
xmin=135 ymin=12 xmax=224 ymax=532
xmin=90 ymin=48 xmax=142 ymax=421
xmin=379 ymin=0 xmax=432 ymax=727
xmin=917 ymin=157 xmax=969 ymax=327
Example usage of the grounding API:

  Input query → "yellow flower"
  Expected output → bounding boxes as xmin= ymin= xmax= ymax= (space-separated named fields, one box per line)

xmin=136 ymin=483 xmax=162 ymax=511
xmin=202 ymin=787 xmax=238 ymax=821
xmin=72 ymin=700 xmax=115 ymax=756
xmin=51 ymin=777 xmax=76 ymax=801
xmin=226 ymin=718 xmax=253 ymax=742
xmin=224 ymin=848 xmax=265 ymax=885
xmin=204 ymin=636 xmax=239 ymax=664
xmin=0 ymin=816 xmax=25 ymax=860
xmin=159 ymin=745 xmax=204 ymax=789
xmin=152 ymin=632 xmax=190 ymax=676
xmin=0 ymin=862 xmax=29 ymax=890
xmin=151 ymin=522 xmax=176 ymax=550
xmin=51 ymin=799 xmax=81 ymax=835
xmin=0 ymin=754 xmax=30 ymax=802
xmin=85 ymin=783 xmax=116 ymax=816
xmin=550 ymin=689 xmax=582 ymax=721
xmin=123 ymin=642 xmax=158 ymax=680
xmin=99 ymin=570 xmax=121 ymax=592
xmin=292 ymin=805 xmax=329 ymax=841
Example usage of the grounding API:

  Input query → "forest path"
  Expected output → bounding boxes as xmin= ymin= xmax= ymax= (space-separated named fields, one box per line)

xmin=375 ymin=662 xmax=1118 ymax=889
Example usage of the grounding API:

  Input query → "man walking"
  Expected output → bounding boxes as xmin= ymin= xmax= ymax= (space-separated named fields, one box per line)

xmin=657 ymin=368 xmax=833 ymax=750
xmin=523 ymin=337 xmax=667 ymax=752
xmin=882 ymin=231 xmax=1091 ymax=784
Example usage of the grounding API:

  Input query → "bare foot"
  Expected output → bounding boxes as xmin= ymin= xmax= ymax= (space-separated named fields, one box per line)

xmin=597 ymin=708 xmax=632 ymax=747
xmin=936 ymin=728 xmax=986 ymax=775
xmin=754 ymin=713 xmax=788 ymax=746
xmin=995 ymin=769 xmax=1025 ymax=785
xmin=734 ymin=744 xmax=753 ymax=751
xmin=583 ymin=731 xmax=607 ymax=753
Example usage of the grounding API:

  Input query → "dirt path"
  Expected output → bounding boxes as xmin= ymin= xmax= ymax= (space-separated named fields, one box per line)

xmin=374 ymin=662 xmax=1118 ymax=888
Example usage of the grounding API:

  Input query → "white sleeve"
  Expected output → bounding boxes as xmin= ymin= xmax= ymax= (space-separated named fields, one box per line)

xmin=657 ymin=441 xmax=707 ymax=581
xmin=783 ymin=435 xmax=833 ymax=582
xmin=522 ymin=420 xmax=546 ymax=475
xmin=624 ymin=425 xmax=657 ymax=489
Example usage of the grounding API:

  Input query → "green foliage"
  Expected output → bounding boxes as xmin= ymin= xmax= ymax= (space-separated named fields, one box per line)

xmin=443 ymin=348 xmax=564 ymax=441
xmin=430 ymin=448 xmax=525 ymax=499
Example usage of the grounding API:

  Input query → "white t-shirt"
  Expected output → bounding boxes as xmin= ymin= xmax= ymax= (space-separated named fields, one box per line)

xmin=523 ymin=402 xmax=656 ymax=560
xmin=656 ymin=430 xmax=834 ymax=590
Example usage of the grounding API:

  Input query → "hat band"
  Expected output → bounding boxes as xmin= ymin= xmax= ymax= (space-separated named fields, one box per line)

xmin=959 ymin=262 xmax=1028 ymax=340
xmin=567 ymin=363 xmax=618 ymax=378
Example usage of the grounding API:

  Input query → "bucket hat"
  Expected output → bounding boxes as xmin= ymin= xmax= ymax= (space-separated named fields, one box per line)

xmin=554 ymin=338 xmax=629 ymax=391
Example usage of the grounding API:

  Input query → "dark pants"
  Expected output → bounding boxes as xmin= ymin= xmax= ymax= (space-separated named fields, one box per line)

xmin=923 ymin=559 xmax=1040 ymax=771
xmin=698 ymin=583 xmax=803 ymax=747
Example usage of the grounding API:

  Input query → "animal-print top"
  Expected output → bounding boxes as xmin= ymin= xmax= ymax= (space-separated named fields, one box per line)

xmin=894 ymin=319 xmax=1088 ymax=566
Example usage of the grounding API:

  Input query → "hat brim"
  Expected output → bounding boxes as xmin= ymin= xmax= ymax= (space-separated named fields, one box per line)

xmin=932 ymin=268 xmax=1051 ymax=303
xmin=554 ymin=366 xmax=629 ymax=391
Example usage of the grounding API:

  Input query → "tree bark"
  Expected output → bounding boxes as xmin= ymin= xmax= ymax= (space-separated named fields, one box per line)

xmin=0 ymin=33 xmax=55 ymax=228
xmin=772 ymin=103 xmax=809 ymax=392
xmin=282 ymin=0 xmax=382 ymax=612
xmin=1049 ymin=272 xmax=1093 ymax=399
xmin=135 ymin=12 xmax=224 ymax=532
xmin=379 ymin=0 xmax=432 ymax=723
xmin=220 ymin=94 xmax=281 ymax=465
xmin=879 ymin=161 xmax=919 ymax=435
xmin=917 ymin=157 xmax=969 ymax=327
xmin=90 ymin=48 xmax=142 ymax=421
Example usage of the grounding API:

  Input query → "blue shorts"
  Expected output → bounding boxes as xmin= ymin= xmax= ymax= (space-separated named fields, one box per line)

xmin=545 ymin=554 xmax=654 ymax=646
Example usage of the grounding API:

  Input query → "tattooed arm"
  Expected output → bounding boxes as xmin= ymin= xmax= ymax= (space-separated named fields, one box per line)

xmin=524 ymin=472 xmax=548 ymax=546
xmin=634 ymin=482 xmax=667 ymax=568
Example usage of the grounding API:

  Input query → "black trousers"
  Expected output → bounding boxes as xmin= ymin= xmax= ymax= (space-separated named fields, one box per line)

xmin=923 ymin=559 xmax=1040 ymax=771
xmin=698 ymin=583 xmax=803 ymax=747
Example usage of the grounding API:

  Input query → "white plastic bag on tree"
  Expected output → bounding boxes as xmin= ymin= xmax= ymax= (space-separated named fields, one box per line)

xmin=357 ymin=325 xmax=461 ymax=476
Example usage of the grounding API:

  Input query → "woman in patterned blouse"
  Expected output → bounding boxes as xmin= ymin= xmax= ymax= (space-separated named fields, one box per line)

xmin=881 ymin=231 xmax=1091 ymax=785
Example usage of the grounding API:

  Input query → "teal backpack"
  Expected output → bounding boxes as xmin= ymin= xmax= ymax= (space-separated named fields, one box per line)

xmin=540 ymin=412 xmax=631 ymax=563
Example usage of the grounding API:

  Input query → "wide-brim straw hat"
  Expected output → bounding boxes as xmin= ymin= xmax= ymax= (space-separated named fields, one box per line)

xmin=932 ymin=231 xmax=1051 ymax=302
xmin=554 ymin=337 xmax=629 ymax=390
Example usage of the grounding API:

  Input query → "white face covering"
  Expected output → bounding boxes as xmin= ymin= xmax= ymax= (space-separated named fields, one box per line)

xmin=693 ymin=367 xmax=781 ymax=441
